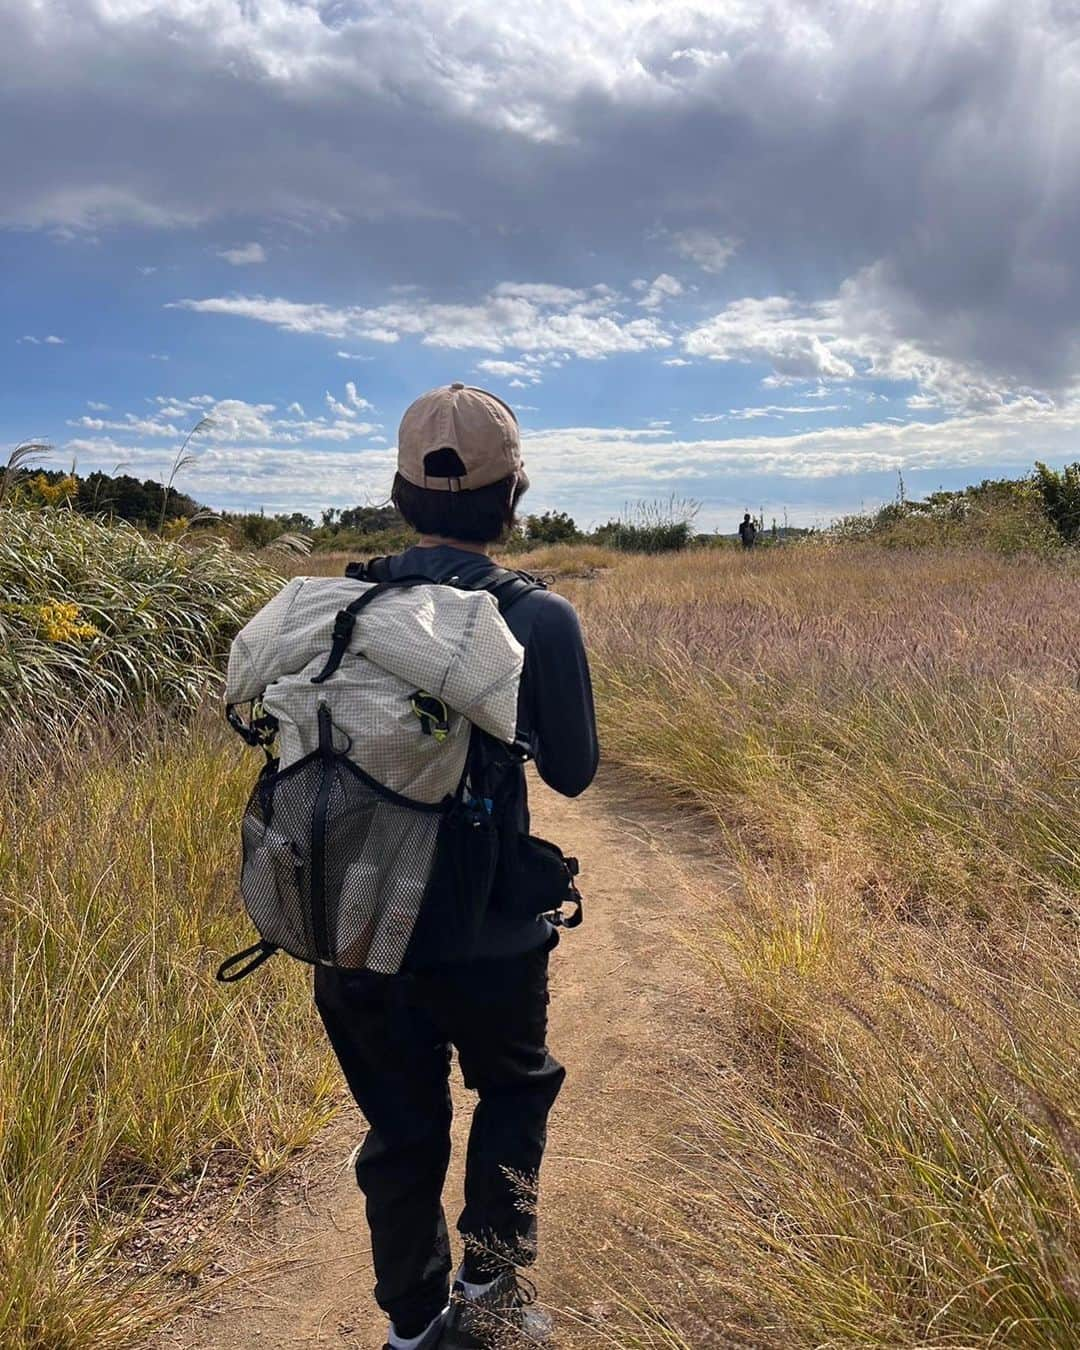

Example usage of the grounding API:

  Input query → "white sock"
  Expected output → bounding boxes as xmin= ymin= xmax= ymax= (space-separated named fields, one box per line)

xmin=387 ymin=1308 xmax=446 ymax=1349
xmin=456 ymin=1266 xmax=499 ymax=1299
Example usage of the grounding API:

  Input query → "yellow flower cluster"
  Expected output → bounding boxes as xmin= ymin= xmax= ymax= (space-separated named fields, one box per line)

xmin=34 ymin=600 xmax=100 ymax=643
xmin=29 ymin=473 xmax=78 ymax=505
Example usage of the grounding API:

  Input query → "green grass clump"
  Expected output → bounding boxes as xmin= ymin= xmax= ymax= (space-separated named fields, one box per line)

xmin=0 ymin=507 xmax=282 ymax=729
xmin=592 ymin=497 xmax=699 ymax=553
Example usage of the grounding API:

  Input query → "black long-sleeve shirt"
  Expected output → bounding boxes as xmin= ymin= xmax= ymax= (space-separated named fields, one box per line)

xmin=385 ymin=544 xmax=599 ymax=957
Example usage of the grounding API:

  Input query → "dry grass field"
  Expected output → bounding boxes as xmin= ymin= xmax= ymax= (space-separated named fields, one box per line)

xmin=2 ymin=509 xmax=1078 ymax=1347
xmin=1 ymin=509 xmax=335 ymax=1346
xmin=562 ymin=543 xmax=1080 ymax=1346
xmin=1 ymin=717 xmax=337 ymax=1348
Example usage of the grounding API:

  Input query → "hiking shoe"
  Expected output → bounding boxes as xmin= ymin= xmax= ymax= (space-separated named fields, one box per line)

xmin=441 ymin=1271 xmax=553 ymax=1348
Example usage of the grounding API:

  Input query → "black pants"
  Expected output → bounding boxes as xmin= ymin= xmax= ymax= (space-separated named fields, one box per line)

xmin=314 ymin=939 xmax=565 ymax=1336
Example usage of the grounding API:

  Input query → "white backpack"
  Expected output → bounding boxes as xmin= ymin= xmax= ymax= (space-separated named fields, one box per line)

xmin=218 ymin=562 xmax=579 ymax=981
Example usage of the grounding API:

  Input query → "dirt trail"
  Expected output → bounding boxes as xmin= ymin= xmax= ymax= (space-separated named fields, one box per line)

xmin=157 ymin=768 xmax=731 ymax=1349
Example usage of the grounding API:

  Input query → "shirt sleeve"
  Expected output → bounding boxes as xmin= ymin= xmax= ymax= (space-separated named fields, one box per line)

xmin=522 ymin=592 xmax=599 ymax=797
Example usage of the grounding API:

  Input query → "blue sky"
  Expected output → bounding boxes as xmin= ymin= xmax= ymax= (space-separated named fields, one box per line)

xmin=4 ymin=0 xmax=1080 ymax=530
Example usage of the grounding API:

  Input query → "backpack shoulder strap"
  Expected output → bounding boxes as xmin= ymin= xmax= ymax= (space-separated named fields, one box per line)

xmin=344 ymin=556 xmax=392 ymax=582
xmin=447 ymin=559 xmax=548 ymax=616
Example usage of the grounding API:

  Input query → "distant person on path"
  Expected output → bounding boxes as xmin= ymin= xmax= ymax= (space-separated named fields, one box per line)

xmin=315 ymin=384 xmax=599 ymax=1350
xmin=738 ymin=512 xmax=757 ymax=548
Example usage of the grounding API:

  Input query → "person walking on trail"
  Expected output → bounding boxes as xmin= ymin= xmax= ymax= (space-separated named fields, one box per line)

xmin=314 ymin=383 xmax=599 ymax=1350
xmin=738 ymin=512 xmax=757 ymax=549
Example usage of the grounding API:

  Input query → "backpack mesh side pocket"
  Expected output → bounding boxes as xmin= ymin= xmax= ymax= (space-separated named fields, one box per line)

xmin=237 ymin=706 xmax=498 ymax=974
xmin=320 ymin=763 xmax=443 ymax=972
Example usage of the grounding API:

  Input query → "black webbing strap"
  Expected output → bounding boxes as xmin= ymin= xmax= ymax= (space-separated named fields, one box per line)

xmin=343 ymin=556 xmax=545 ymax=615
xmin=216 ymin=940 xmax=278 ymax=983
xmin=545 ymin=856 xmax=583 ymax=929
xmin=226 ymin=702 xmax=277 ymax=746
xmin=552 ymin=887 xmax=584 ymax=929
xmin=311 ymin=576 xmax=434 ymax=685
xmin=445 ymin=559 xmax=547 ymax=615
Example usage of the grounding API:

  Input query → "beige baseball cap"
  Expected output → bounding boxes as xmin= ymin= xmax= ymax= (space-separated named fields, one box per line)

xmin=397 ymin=382 xmax=524 ymax=492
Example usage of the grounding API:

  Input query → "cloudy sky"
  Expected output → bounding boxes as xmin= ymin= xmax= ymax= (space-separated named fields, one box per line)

xmin=4 ymin=0 xmax=1080 ymax=528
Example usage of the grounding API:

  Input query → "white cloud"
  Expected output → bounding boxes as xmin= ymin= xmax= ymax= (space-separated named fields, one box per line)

xmin=61 ymin=437 xmax=399 ymax=517
xmin=172 ymin=265 xmax=1057 ymax=412
xmin=64 ymin=393 xmax=383 ymax=456
xmin=684 ymin=296 xmax=856 ymax=380
xmin=87 ymin=400 xmax=110 ymax=411
xmin=19 ymin=334 xmax=66 ymax=345
xmin=68 ymin=413 xmax=181 ymax=437
xmin=325 ymin=382 xmax=374 ymax=418
xmin=58 ymin=383 xmax=1080 ymax=527
xmin=516 ymin=397 xmax=1080 ymax=492
xmin=475 ymin=357 xmax=549 ymax=385
xmin=682 ymin=277 xmax=1044 ymax=413
xmin=670 ymin=229 xmax=737 ymax=274
xmin=173 ymin=282 xmax=673 ymax=365
xmin=637 ymin=273 xmax=683 ymax=310
xmin=669 ymin=48 xmax=729 ymax=71
xmin=217 ymin=241 xmax=267 ymax=265
xmin=492 ymin=282 xmax=589 ymax=305
xmin=6 ymin=184 xmax=205 ymax=232
xmin=476 ymin=359 xmax=533 ymax=379
xmin=694 ymin=404 xmax=848 ymax=422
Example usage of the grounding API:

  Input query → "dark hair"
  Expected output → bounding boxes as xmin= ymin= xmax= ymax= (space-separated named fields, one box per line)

xmin=392 ymin=467 xmax=528 ymax=544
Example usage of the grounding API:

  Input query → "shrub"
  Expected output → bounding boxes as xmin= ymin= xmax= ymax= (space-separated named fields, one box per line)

xmin=592 ymin=496 xmax=699 ymax=553
xmin=831 ymin=468 xmax=1077 ymax=556
xmin=1033 ymin=460 xmax=1080 ymax=542
xmin=524 ymin=510 xmax=581 ymax=545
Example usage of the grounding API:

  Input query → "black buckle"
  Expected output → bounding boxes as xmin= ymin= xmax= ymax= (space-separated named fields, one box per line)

xmin=331 ymin=611 xmax=355 ymax=641
xmin=226 ymin=703 xmax=278 ymax=749
xmin=547 ymin=887 xmax=583 ymax=929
